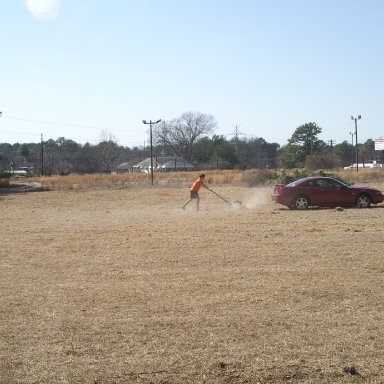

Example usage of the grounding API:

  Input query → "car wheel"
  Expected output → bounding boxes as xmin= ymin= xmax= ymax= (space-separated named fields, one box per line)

xmin=356 ymin=193 xmax=371 ymax=208
xmin=292 ymin=195 xmax=309 ymax=210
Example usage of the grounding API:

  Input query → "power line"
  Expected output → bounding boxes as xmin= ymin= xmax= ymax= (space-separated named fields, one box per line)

xmin=3 ymin=115 xmax=106 ymax=130
xmin=0 ymin=113 xmax=146 ymax=146
xmin=2 ymin=114 xmax=142 ymax=133
xmin=321 ymin=121 xmax=351 ymax=134
xmin=0 ymin=127 xmax=144 ymax=146
xmin=0 ymin=128 xmax=41 ymax=137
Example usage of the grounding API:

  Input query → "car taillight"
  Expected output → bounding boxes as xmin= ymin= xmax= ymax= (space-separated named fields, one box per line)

xmin=274 ymin=184 xmax=285 ymax=194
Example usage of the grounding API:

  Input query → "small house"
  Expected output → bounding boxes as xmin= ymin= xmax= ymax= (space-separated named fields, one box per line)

xmin=131 ymin=157 xmax=195 ymax=173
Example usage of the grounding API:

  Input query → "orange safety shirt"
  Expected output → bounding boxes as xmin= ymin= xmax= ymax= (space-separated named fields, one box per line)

xmin=191 ymin=178 xmax=204 ymax=192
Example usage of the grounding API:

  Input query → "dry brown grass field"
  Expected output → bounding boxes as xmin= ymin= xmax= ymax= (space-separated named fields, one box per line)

xmin=1 ymin=170 xmax=384 ymax=383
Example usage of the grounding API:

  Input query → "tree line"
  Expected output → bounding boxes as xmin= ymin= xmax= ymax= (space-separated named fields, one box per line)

xmin=0 ymin=112 xmax=381 ymax=176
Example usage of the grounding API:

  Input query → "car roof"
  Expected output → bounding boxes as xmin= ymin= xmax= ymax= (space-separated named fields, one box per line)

xmin=293 ymin=176 xmax=332 ymax=182
xmin=287 ymin=176 xmax=339 ymax=186
xmin=305 ymin=176 xmax=333 ymax=180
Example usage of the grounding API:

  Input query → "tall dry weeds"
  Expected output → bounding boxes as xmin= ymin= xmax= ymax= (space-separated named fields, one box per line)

xmin=15 ymin=168 xmax=384 ymax=191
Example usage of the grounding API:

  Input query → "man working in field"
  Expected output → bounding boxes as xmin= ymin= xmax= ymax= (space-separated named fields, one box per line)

xmin=181 ymin=173 xmax=210 ymax=211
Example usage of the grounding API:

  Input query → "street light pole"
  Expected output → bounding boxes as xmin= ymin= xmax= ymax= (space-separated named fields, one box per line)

xmin=351 ymin=115 xmax=361 ymax=172
xmin=350 ymin=131 xmax=354 ymax=166
xmin=142 ymin=119 xmax=161 ymax=185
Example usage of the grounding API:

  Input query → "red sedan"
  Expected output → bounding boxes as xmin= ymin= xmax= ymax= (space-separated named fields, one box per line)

xmin=272 ymin=176 xmax=384 ymax=209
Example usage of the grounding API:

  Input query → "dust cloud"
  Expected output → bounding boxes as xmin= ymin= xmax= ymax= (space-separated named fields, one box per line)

xmin=242 ymin=188 xmax=270 ymax=209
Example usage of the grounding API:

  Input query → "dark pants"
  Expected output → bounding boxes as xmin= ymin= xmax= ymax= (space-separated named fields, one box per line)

xmin=190 ymin=191 xmax=199 ymax=199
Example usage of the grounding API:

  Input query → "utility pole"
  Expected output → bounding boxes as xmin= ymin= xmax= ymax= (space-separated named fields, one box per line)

xmin=351 ymin=115 xmax=361 ymax=172
xmin=142 ymin=119 xmax=161 ymax=185
xmin=41 ymin=134 xmax=44 ymax=176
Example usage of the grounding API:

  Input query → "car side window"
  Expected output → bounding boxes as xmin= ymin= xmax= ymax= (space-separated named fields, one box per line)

xmin=326 ymin=180 xmax=338 ymax=188
xmin=308 ymin=180 xmax=340 ymax=188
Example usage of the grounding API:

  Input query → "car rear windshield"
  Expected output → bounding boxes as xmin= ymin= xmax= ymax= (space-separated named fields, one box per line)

xmin=286 ymin=178 xmax=307 ymax=187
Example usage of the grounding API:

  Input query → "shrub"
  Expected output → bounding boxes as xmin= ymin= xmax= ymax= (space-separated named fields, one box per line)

xmin=0 ymin=170 xmax=11 ymax=179
xmin=262 ymin=169 xmax=351 ymax=186
xmin=0 ymin=170 xmax=11 ymax=186
xmin=241 ymin=170 xmax=268 ymax=186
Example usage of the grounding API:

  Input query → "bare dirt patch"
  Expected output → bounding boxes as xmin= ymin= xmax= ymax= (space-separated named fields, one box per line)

xmin=1 ymin=185 xmax=384 ymax=383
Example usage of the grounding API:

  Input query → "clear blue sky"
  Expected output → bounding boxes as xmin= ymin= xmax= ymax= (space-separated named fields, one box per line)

xmin=1 ymin=0 xmax=383 ymax=148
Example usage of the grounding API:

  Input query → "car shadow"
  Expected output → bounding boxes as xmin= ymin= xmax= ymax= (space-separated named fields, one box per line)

xmin=276 ymin=204 xmax=384 ymax=211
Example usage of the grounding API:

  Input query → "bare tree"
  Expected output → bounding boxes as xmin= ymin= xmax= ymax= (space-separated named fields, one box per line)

xmin=154 ymin=111 xmax=217 ymax=161
xmin=96 ymin=130 xmax=122 ymax=172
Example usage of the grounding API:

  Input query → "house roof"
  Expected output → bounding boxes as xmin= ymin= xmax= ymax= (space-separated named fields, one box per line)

xmin=133 ymin=157 xmax=194 ymax=168
xmin=160 ymin=160 xmax=194 ymax=169
xmin=116 ymin=161 xmax=137 ymax=170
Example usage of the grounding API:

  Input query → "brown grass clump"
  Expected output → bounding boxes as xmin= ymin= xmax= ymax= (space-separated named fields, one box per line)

xmin=28 ymin=173 xmax=152 ymax=191
xmin=339 ymin=168 xmax=384 ymax=185
xmin=0 ymin=178 xmax=10 ymax=187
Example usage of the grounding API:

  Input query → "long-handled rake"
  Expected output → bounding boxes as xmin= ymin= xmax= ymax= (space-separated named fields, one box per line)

xmin=209 ymin=188 xmax=242 ymax=208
